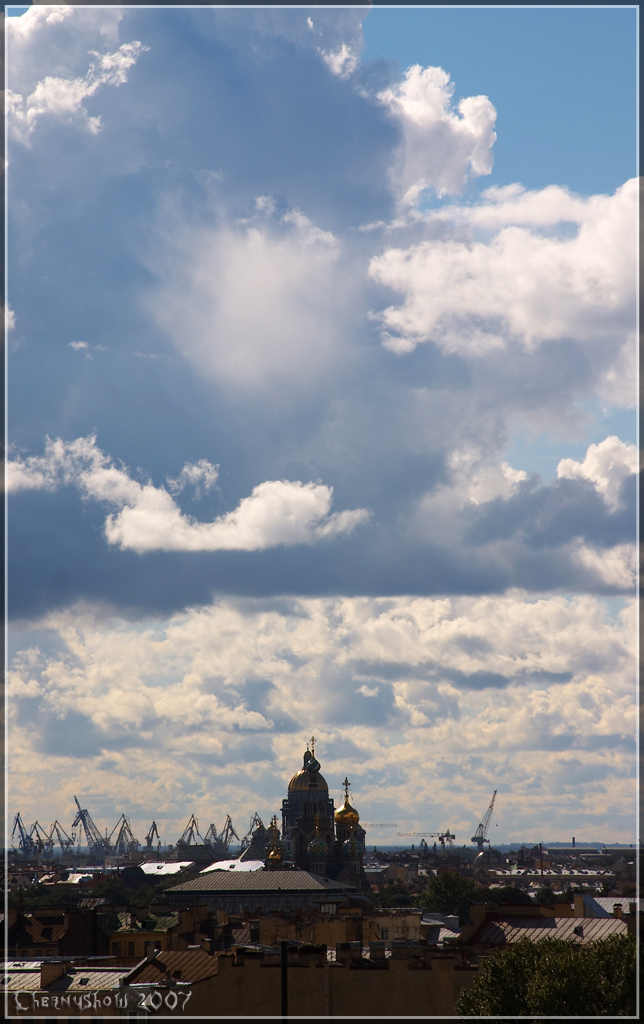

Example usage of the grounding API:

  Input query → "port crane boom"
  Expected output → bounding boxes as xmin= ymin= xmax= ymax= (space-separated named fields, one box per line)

xmin=72 ymin=796 xmax=111 ymax=856
xmin=471 ymin=790 xmax=497 ymax=852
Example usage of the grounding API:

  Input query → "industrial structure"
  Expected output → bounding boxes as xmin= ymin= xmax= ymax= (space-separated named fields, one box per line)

xmin=471 ymin=791 xmax=497 ymax=852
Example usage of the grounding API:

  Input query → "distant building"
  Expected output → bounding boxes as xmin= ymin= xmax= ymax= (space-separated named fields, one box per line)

xmin=279 ymin=741 xmax=366 ymax=887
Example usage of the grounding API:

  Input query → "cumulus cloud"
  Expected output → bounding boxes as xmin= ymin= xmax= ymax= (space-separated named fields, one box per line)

xmin=7 ymin=436 xmax=369 ymax=553
xmin=166 ymin=459 xmax=219 ymax=498
xmin=7 ymin=38 xmax=148 ymax=143
xmin=7 ymin=593 xmax=636 ymax=841
xmin=557 ymin=435 xmax=637 ymax=512
xmin=378 ymin=65 xmax=497 ymax=203
xmin=370 ymin=178 xmax=637 ymax=361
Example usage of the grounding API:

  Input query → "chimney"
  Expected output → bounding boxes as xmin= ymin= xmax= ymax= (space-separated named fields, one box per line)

xmin=572 ymin=837 xmax=575 ymax=848
xmin=612 ymin=904 xmax=623 ymax=919
xmin=40 ymin=962 xmax=68 ymax=988
xmin=629 ymin=902 xmax=636 ymax=916
xmin=145 ymin=943 xmax=158 ymax=961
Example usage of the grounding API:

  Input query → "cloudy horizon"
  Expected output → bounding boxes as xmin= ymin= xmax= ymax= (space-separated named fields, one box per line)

xmin=6 ymin=4 xmax=637 ymax=847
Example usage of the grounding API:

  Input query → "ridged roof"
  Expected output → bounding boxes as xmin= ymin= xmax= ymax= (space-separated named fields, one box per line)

xmin=166 ymin=869 xmax=355 ymax=894
xmin=128 ymin=949 xmax=219 ymax=985
xmin=472 ymin=915 xmax=628 ymax=946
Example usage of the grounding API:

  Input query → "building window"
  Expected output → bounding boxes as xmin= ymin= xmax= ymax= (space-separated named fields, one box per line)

xmin=381 ymin=928 xmax=389 ymax=940
xmin=112 ymin=942 xmax=122 ymax=955
xmin=128 ymin=941 xmax=135 ymax=956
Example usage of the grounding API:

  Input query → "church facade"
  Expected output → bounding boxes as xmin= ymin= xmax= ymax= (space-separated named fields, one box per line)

xmin=271 ymin=740 xmax=366 ymax=888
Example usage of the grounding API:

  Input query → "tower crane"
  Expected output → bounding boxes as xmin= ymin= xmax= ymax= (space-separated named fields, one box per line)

xmin=11 ymin=813 xmax=35 ymax=857
xmin=471 ymin=790 xmax=497 ymax=852
xmin=72 ymin=796 xmax=111 ymax=857
xmin=397 ymin=830 xmax=456 ymax=850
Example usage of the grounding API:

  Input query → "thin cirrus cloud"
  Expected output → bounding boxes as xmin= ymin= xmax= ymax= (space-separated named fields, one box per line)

xmin=7 ymin=436 xmax=370 ymax=554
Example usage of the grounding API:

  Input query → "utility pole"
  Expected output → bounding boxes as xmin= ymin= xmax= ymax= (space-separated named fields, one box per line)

xmin=281 ymin=940 xmax=288 ymax=1020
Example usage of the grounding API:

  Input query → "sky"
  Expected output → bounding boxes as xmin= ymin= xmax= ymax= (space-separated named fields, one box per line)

xmin=5 ymin=4 xmax=638 ymax=850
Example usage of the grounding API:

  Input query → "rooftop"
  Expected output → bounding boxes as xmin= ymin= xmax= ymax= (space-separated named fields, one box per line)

xmin=166 ymin=870 xmax=356 ymax=895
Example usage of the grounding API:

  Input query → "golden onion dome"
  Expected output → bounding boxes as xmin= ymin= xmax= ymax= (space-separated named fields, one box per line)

xmin=288 ymin=769 xmax=328 ymax=791
xmin=288 ymin=749 xmax=328 ymax=791
xmin=334 ymin=796 xmax=360 ymax=828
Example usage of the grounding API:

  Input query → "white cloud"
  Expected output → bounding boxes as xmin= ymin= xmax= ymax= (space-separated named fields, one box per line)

xmin=557 ymin=436 xmax=637 ymax=512
xmin=321 ymin=43 xmax=358 ymax=79
xmin=378 ymin=65 xmax=497 ymax=202
xmin=8 ymin=593 xmax=636 ymax=842
xmin=6 ymin=5 xmax=74 ymax=40
xmin=5 ymin=305 xmax=16 ymax=332
xmin=166 ymin=459 xmax=219 ymax=498
xmin=369 ymin=178 xmax=637 ymax=360
xmin=448 ymin=448 xmax=527 ymax=505
xmin=145 ymin=204 xmax=352 ymax=394
xmin=573 ymin=543 xmax=636 ymax=591
xmin=7 ymin=436 xmax=369 ymax=553
xmin=8 ymin=39 xmax=148 ymax=143
xmin=68 ymin=341 xmax=88 ymax=351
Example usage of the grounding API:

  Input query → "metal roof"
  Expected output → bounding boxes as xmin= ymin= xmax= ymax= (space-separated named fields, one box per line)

xmin=49 ymin=969 xmax=131 ymax=991
xmin=586 ymin=895 xmax=642 ymax=915
xmin=3 ymin=970 xmax=42 ymax=991
xmin=200 ymin=859 xmax=264 ymax=874
xmin=167 ymin=870 xmax=355 ymax=894
xmin=127 ymin=950 xmax=219 ymax=985
xmin=473 ymin=915 xmax=628 ymax=946
xmin=140 ymin=861 xmax=195 ymax=876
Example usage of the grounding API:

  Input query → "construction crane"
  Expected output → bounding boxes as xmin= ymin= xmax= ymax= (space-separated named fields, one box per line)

xmin=72 ymin=796 xmax=111 ymax=856
xmin=471 ymin=790 xmax=497 ymax=852
xmin=11 ymin=813 xmax=35 ymax=857
xmin=109 ymin=814 xmax=140 ymax=856
xmin=362 ymin=823 xmax=398 ymax=828
xmin=397 ymin=830 xmax=456 ymax=850
xmin=30 ymin=821 xmax=54 ymax=857
xmin=49 ymin=820 xmax=75 ymax=855
xmin=145 ymin=821 xmax=161 ymax=848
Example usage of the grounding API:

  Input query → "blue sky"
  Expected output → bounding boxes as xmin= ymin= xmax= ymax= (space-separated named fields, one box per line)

xmin=6 ymin=5 xmax=638 ymax=848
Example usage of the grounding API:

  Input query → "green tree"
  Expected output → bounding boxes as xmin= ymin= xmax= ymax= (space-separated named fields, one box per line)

xmin=375 ymin=883 xmax=412 ymax=907
xmin=456 ymin=935 xmax=636 ymax=1017
xmin=418 ymin=872 xmax=478 ymax=922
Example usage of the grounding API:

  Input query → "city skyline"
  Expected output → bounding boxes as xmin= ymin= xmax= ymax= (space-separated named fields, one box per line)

xmin=6 ymin=4 xmax=638 ymax=845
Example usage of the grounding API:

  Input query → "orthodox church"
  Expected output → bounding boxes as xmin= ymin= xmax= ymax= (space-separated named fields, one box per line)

xmin=265 ymin=738 xmax=366 ymax=888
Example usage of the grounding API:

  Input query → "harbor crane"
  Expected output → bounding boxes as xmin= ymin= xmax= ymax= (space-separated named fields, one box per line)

xmin=145 ymin=821 xmax=161 ymax=848
xmin=205 ymin=814 xmax=242 ymax=853
xmin=240 ymin=813 xmax=264 ymax=849
xmin=177 ymin=814 xmax=206 ymax=846
xmin=109 ymin=814 xmax=140 ymax=856
xmin=72 ymin=796 xmax=111 ymax=856
xmin=397 ymin=830 xmax=456 ymax=850
xmin=471 ymin=790 xmax=497 ymax=852
xmin=11 ymin=813 xmax=35 ymax=857
xmin=30 ymin=821 xmax=54 ymax=857
xmin=49 ymin=820 xmax=75 ymax=855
